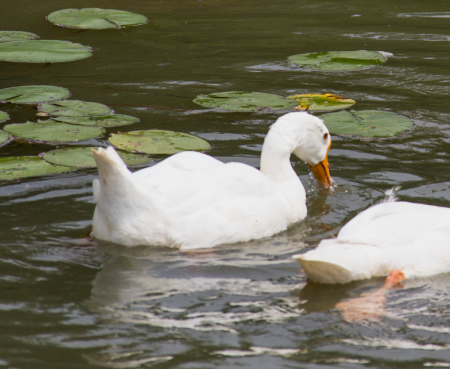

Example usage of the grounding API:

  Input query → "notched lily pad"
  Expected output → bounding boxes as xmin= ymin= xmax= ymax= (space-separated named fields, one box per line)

xmin=0 ymin=130 xmax=12 ymax=147
xmin=0 ymin=31 xmax=39 ymax=43
xmin=38 ymin=100 xmax=112 ymax=117
xmin=43 ymin=147 xmax=153 ymax=168
xmin=109 ymin=130 xmax=211 ymax=154
xmin=0 ymin=156 xmax=71 ymax=181
xmin=321 ymin=110 xmax=413 ymax=138
xmin=47 ymin=8 xmax=148 ymax=30
xmin=0 ymin=111 xmax=9 ymax=123
xmin=288 ymin=51 xmax=390 ymax=71
xmin=0 ymin=85 xmax=70 ymax=104
xmin=4 ymin=120 xmax=105 ymax=143
xmin=0 ymin=40 xmax=92 ymax=63
xmin=53 ymin=114 xmax=139 ymax=127
xmin=193 ymin=91 xmax=298 ymax=112
xmin=287 ymin=93 xmax=356 ymax=112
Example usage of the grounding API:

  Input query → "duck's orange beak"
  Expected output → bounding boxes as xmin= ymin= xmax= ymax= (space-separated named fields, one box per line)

xmin=307 ymin=140 xmax=333 ymax=188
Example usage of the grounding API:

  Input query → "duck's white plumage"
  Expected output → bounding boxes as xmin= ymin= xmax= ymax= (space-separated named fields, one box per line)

xmin=91 ymin=112 xmax=332 ymax=250
xmin=294 ymin=201 xmax=450 ymax=284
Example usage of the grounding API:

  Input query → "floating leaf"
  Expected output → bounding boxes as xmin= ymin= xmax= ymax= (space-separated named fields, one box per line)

xmin=0 ymin=156 xmax=71 ymax=181
xmin=0 ymin=31 xmax=39 ymax=43
xmin=288 ymin=51 xmax=389 ymax=71
xmin=53 ymin=114 xmax=139 ymax=127
xmin=0 ymin=40 xmax=92 ymax=63
xmin=321 ymin=110 xmax=413 ymax=138
xmin=47 ymin=8 xmax=148 ymax=30
xmin=287 ymin=93 xmax=356 ymax=112
xmin=0 ymin=85 xmax=70 ymax=104
xmin=4 ymin=120 xmax=105 ymax=143
xmin=0 ymin=131 xmax=12 ymax=147
xmin=109 ymin=130 xmax=211 ymax=154
xmin=0 ymin=111 xmax=9 ymax=123
xmin=43 ymin=147 xmax=153 ymax=168
xmin=38 ymin=100 xmax=112 ymax=117
xmin=193 ymin=91 xmax=298 ymax=112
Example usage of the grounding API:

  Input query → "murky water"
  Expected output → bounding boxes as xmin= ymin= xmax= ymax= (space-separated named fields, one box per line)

xmin=2 ymin=0 xmax=450 ymax=367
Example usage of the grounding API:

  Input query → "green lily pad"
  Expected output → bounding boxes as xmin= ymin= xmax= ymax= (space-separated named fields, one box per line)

xmin=109 ymin=130 xmax=211 ymax=154
xmin=43 ymin=147 xmax=153 ymax=168
xmin=288 ymin=51 xmax=389 ymax=71
xmin=47 ymin=8 xmax=148 ymax=30
xmin=0 ymin=31 xmax=39 ymax=43
xmin=321 ymin=110 xmax=413 ymax=138
xmin=4 ymin=120 xmax=105 ymax=143
xmin=0 ymin=156 xmax=71 ymax=181
xmin=0 ymin=85 xmax=70 ymax=104
xmin=38 ymin=100 xmax=112 ymax=117
xmin=287 ymin=93 xmax=356 ymax=112
xmin=193 ymin=91 xmax=298 ymax=112
xmin=0 ymin=131 xmax=12 ymax=147
xmin=53 ymin=114 xmax=139 ymax=127
xmin=0 ymin=111 xmax=9 ymax=123
xmin=0 ymin=40 xmax=92 ymax=63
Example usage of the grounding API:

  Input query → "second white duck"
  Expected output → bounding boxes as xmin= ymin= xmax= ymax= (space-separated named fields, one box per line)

xmin=91 ymin=112 xmax=333 ymax=250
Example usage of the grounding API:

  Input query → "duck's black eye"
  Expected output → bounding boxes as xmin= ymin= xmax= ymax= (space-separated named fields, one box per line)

xmin=323 ymin=133 xmax=328 ymax=140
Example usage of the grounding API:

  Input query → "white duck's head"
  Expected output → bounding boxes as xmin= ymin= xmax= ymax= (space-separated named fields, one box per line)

xmin=261 ymin=112 xmax=333 ymax=188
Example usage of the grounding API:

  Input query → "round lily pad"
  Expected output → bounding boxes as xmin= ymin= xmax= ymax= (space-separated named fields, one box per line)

xmin=47 ymin=8 xmax=148 ymax=30
xmin=287 ymin=93 xmax=356 ymax=112
xmin=0 ymin=85 xmax=70 ymax=104
xmin=0 ymin=131 xmax=12 ymax=147
xmin=53 ymin=114 xmax=139 ymax=127
xmin=0 ymin=111 xmax=9 ymax=123
xmin=4 ymin=120 xmax=105 ymax=143
xmin=0 ymin=40 xmax=92 ymax=63
xmin=321 ymin=110 xmax=413 ymax=138
xmin=38 ymin=100 xmax=112 ymax=117
xmin=288 ymin=51 xmax=389 ymax=71
xmin=0 ymin=31 xmax=39 ymax=43
xmin=109 ymin=130 xmax=211 ymax=154
xmin=43 ymin=147 xmax=153 ymax=168
xmin=193 ymin=91 xmax=298 ymax=112
xmin=0 ymin=156 xmax=71 ymax=181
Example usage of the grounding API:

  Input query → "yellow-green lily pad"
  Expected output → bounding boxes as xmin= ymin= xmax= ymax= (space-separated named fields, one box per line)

xmin=4 ymin=120 xmax=105 ymax=143
xmin=193 ymin=91 xmax=298 ymax=112
xmin=109 ymin=130 xmax=211 ymax=154
xmin=0 ymin=31 xmax=39 ymax=43
xmin=0 ymin=131 xmax=12 ymax=147
xmin=321 ymin=110 xmax=413 ymax=138
xmin=287 ymin=93 xmax=356 ymax=112
xmin=288 ymin=51 xmax=389 ymax=71
xmin=0 ymin=40 xmax=92 ymax=63
xmin=43 ymin=147 xmax=153 ymax=168
xmin=0 ymin=156 xmax=71 ymax=181
xmin=0 ymin=85 xmax=70 ymax=104
xmin=0 ymin=111 xmax=9 ymax=123
xmin=53 ymin=114 xmax=139 ymax=127
xmin=38 ymin=100 xmax=112 ymax=117
xmin=47 ymin=8 xmax=148 ymax=30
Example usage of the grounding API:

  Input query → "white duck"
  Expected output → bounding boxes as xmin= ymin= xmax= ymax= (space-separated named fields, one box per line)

xmin=91 ymin=112 xmax=333 ymax=250
xmin=294 ymin=201 xmax=450 ymax=284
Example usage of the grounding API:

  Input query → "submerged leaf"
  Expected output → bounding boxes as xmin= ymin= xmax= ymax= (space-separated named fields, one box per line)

xmin=4 ymin=120 xmax=105 ymax=143
xmin=38 ymin=100 xmax=112 ymax=117
xmin=0 ymin=31 xmax=39 ymax=43
xmin=43 ymin=147 xmax=153 ymax=168
xmin=321 ymin=110 xmax=413 ymax=138
xmin=0 ymin=85 xmax=70 ymax=104
xmin=53 ymin=114 xmax=139 ymax=127
xmin=288 ymin=51 xmax=389 ymax=71
xmin=0 ymin=40 xmax=92 ymax=63
xmin=0 ymin=111 xmax=9 ymax=123
xmin=109 ymin=130 xmax=211 ymax=154
xmin=287 ymin=93 xmax=356 ymax=112
xmin=193 ymin=91 xmax=298 ymax=112
xmin=47 ymin=8 xmax=148 ymax=30
xmin=0 ymin=156 xmax=71 ymax=181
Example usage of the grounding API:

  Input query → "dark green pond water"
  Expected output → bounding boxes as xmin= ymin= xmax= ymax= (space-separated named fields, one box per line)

xmin=2 ymin=0 xmax=450 ymax=368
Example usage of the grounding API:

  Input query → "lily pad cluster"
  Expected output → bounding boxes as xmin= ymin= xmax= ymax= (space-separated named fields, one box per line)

xmin=0 ymin=85 xmax=70 ymax=104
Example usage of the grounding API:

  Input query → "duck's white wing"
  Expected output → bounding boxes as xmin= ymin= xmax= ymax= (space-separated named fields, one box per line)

xmin=295 ymin=202 xmax=450 ymax=283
